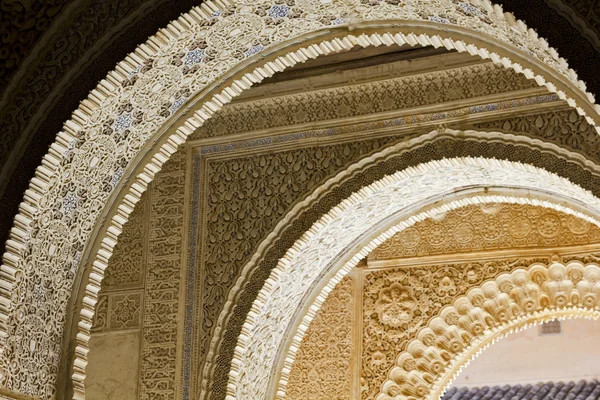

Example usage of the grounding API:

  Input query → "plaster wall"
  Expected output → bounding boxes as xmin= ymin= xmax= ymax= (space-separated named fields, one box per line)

xmin=86 ymin=331 xmax=141 ymax=400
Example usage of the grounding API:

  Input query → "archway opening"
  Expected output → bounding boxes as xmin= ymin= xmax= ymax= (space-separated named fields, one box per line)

xmin=443 ymin=318 xmax=600 ymax=398
xmin=281 ymin=194 xmax=600 ymax=399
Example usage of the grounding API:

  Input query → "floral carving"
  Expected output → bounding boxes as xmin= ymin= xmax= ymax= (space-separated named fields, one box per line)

xmin=191 ymin=63 xmax=535 ymax=140
xmin=362 ymin=257 xmax=546 ymax=399
xmin=376 ymin=284 xmax=418 ymax=328
xmin=233 ymin=155 xmax=600 ymax=400
xmin=286 ymin=277 xmax=354 ymax=400
xmin=0 ymin=0 xmax=596 ymax=395
xmin=372 ymin=203 xmax=600 ymax=260
xmin=377 ymin=261 xmax=600 ymax=400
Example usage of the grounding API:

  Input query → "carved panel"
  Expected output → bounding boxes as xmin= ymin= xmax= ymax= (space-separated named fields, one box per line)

xmin=286 ymin=276 xmax=354 ymax=400
xmin=197 ymin=136 xmax=402 ymax=373
xmin=91 ymin=292 xmax=143 ymax=332
xmin=377 ymin=261 xmax=600 ymax=400
xmin=473 ymin=109 xmax=600 ymax=164
xmin=0 ymin=0 xmax=589 ymax=394
xmin=104 ymin=193 xmax=148 ymax=288
xmin=141 ymin=170 xmax=185 ymax=399
xmin=361 ymin=257 xmax=549 ymax=399
xmin=191 ymin=63 xmax=535 ymax=140
xmin=372 ymin=203 xmax=600 ymax=260
xmin=110 ymin=292 xmax=143 ymax=330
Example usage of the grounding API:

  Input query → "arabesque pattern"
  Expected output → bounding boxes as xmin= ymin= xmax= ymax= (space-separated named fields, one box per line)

xmin=233 ymin=155 xmax=600 ymax=400
xmin=372 ymin=203 xmax=600 ymax=260
xmin=286 ymin=276 xmax=354 ymax=400
xmin=377 ymin=261 xmax=600 ymax=400
xmin=0 ymin=0 xmax=599 ymax=397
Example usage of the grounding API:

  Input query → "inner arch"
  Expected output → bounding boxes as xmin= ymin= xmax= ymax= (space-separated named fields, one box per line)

xmin=230 ymin=156 xmax=600 ymax=399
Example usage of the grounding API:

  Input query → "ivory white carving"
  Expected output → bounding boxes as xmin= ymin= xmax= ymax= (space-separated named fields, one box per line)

xmin=0 ymin=0 xmax=599 ymax=396
xmin=231 ymin=156 xmax=600 ymax=399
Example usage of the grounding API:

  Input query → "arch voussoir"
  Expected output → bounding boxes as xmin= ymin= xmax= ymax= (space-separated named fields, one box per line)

xmin=377 ymin=261 xmax=600 ymax=400
xmin=1 ymin=0 xmax=600 ymax=398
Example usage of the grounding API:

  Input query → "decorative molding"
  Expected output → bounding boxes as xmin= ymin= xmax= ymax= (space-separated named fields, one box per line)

xmin=229 ymin=151 xmax=600 ymax=399
xmin=140 ymin=170 xmax=185 ymax=399
xmin=362 ymin=257 xmax=548 ymax=399
xmin=190 ymin=61 xmax=539 ymax=141
xmin=207 ymin=126 xmax=600 ymax=400
xmin=377 ymin=261 xmax=600 ymax=400
xmin=0 ymin=0 xmax=596 ymax=396
xmin=371 ymin=203 xmax=600 ymax=261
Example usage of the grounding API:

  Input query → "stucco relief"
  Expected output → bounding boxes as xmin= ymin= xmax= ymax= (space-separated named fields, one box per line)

xmin=377 ymin=261 xmax=600 ymax=400
xmin=286 ymin=276 xmax=354 ymax=400
xmin=0 ymin=0 xmax=598 ymax=396
xmin=372 ymin=203 xmax=600 ymax=260
xmin=375 ymin=284 xmax=419 ymax=329
xmin=362 ymin=257 xmax=548 ymax=399
xmin=190 ymin=62 xmax=536 ymax=140
xmin=232 ymin=153 xmax=600 ymax=400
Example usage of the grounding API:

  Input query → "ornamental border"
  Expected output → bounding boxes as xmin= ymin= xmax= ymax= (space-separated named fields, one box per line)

xmin=0 ymin=0 xmax=598 ymax=397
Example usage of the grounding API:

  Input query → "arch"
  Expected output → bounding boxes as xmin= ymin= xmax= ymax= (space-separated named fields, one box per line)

xmin=207 ymin=127 xmax=600 ymax=400
xmin=1 ymin=0 xmax=600 ymax=398
xmin=230 ymin=154 xmax=600 ymax=399
xmin=376 ymin=261 xmax=600 ymax=400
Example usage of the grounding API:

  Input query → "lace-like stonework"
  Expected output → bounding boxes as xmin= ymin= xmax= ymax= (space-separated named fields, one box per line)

xmin=372 ymin=203 xmax=600 ymax=260
xmin=232 ymin=156 xmax=600 ymax=399
xmin=0 ymin=0 xmax=598 ymax=396
xmin=286 ymin=277 xmax=354 ymax=400
xmin=362 ymin=257 xmax=548 ymax=399
xmin=377 ymin=261 xmax=600 ymax=399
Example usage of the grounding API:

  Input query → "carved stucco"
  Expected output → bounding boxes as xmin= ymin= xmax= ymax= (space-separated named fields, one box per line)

xmin=1 ymin=0 xmax=599 ymax=397
xmin=89 ymin=150 xmax=186 ymax=399
xmin=231 ymin=151 xmax=600 ymax=400
xmin=377 ymin=261 xmax=600 ymax=400
xmin=189 ymin=61 xmax=597 ymax=399
xmin=363 ymin=257 xmax=549 ymax=399
xmin=371 ymin=203 xmax=600 ymax=261
xmin=80 ymin=63 xmax=600 ymax=399
xmin=363 ymin=203 xmax=600 ymax=399
xmin=284 ymin=203 xmax=600 ymax=399
xmin=286 ymin=276 xmax=354 ymax=400
xmin=190 ymin=61 xmax=537 ymax=140
xmin=0 ymin=0 xmax=72 ymax=92
xmin=204 ymin=124 xmax=600 ymax=400
xmin=543 ymin=0 xmax=600 ymax=52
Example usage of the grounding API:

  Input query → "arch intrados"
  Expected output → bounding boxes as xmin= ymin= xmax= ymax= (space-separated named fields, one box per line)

xmin=1 ymin=1 xmax=600 ymax=396
xmin=230 ymin=155 xmax=600 ymax=399
xmin=375 ymin=263 xmax=600 ymax=400
xmin=205 ymin=126 xmax=600 ymax=398
xmin=69 ymin=22 xmax=600 ymax=394
xmin=271 ymin=196 xmax=600 ymax=399
xmin=434 ymin=310 xmax=600 ymax=400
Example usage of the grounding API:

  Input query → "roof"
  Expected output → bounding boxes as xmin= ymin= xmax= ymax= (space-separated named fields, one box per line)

xmin=442 ymin=380 xmax=600 ymax=400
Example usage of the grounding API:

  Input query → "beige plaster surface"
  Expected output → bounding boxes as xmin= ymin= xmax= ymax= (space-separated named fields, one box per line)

xmin=453 ymin=319 xmax=600 ymax=387
xmin=86 ymin=331 xmax=140 ymax=399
